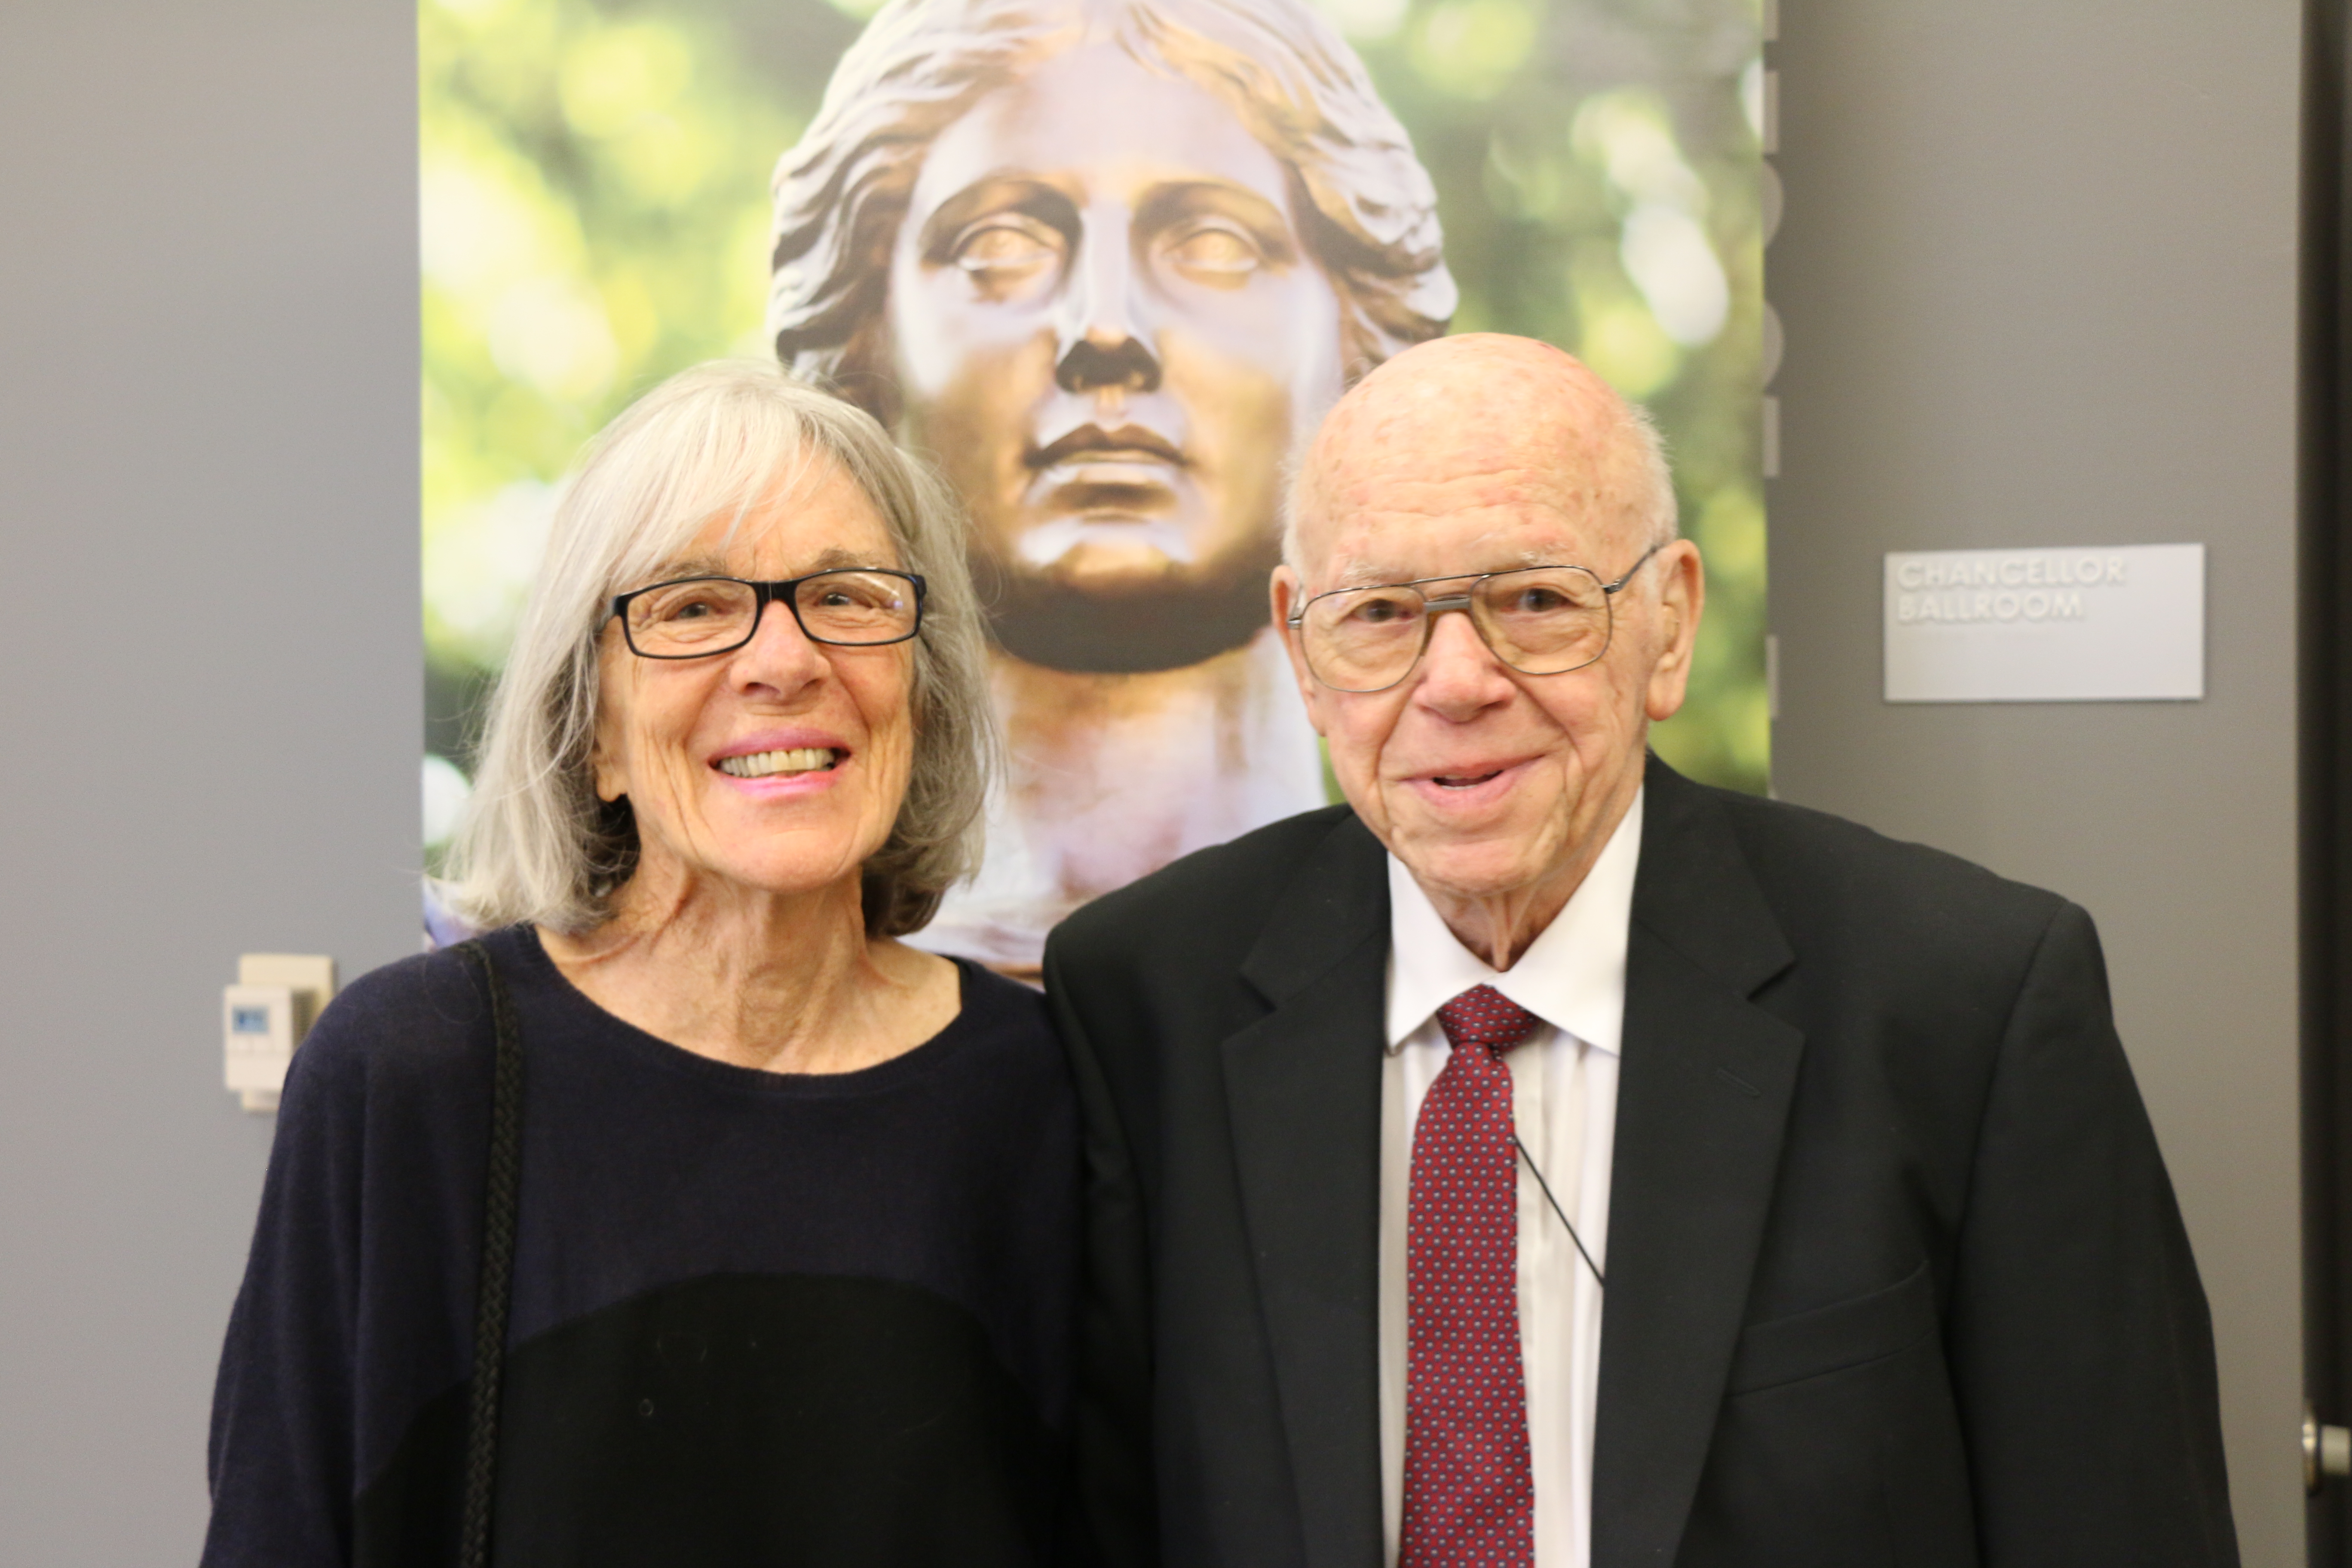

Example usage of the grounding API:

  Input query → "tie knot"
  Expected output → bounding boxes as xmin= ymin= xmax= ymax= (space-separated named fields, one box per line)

xmin=1435 ymin=984 xmax=1540 ymax=1057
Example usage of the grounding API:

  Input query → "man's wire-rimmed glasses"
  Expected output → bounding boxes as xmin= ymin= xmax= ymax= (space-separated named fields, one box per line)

xmin=609 ymin=570 xmax=927 ymax=660
xmin=1285 ymin=541 xmax=1664 ymax=694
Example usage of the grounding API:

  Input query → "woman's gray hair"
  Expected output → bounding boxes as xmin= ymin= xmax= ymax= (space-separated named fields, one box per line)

xmin=768 ymin=0 xmax=1457 ymax=425
xmin=441 ymin=359 xmax=997 ymax=939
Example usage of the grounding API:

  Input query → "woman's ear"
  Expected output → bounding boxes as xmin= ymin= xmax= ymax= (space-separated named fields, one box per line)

xmin=591 ymin=737 xmax=627 ymax=804
xmin=590 ymin=675 xmax=629 ymax=804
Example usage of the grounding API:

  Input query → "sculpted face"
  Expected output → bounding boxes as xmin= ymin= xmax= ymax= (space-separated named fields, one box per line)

xmin=591 ymin=460 xmax=918 ymax=907
xmin=888 ymin=40 xmax=1346 ymax=672
xmin=1274 ymin=336 xmax=1703 ymax=940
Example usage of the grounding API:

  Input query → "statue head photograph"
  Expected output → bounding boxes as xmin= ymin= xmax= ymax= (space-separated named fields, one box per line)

xmin=421 ymin=0 xmax=1767 ymax=966
xmin=767 ymin=0 xmax=1458 ymax=674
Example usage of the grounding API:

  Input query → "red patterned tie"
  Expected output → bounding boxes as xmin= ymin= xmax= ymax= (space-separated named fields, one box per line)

xmin=1402 ymin=983 xmax=1541 ymax=1568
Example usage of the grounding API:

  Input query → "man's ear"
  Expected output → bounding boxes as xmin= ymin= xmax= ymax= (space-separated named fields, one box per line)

xmin=1642 ymin=539 xmax=1706 ymax=723
xmin=1269 ymin=566 xmax=1328 ymax=732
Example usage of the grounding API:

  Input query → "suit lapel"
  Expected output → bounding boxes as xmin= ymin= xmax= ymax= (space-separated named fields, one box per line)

xmin=1590 ymin=760 xmax=1803 ymax=1568
xmin=1223 ymin=812 xmax=1391 ymax=1568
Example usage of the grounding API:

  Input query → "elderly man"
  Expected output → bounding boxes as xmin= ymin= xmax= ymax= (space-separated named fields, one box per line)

xmin=1045 ymin=334 xmax=2236 ymax=1567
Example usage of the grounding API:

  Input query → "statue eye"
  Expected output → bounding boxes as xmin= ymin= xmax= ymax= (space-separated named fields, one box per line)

xmin=1162 ymin=221 xmax=1264 ymax=285
xmin=950 ymin=217 xmax=1065 ymax=286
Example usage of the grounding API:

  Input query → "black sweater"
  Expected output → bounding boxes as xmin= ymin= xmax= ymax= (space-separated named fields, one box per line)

xmin=202 ymin=924 xmax=1079 ymax=1567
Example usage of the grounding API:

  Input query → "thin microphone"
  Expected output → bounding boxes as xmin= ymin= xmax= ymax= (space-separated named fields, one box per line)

xmin=1511 ymin=1132 xmax=1605 ymax=1288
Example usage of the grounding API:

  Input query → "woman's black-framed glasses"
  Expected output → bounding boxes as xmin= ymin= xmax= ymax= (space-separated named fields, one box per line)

xmin=609 ymin=571 xmax=926 ymax=660
xmin=1286 ymin=542 xmax=1663 ymax=694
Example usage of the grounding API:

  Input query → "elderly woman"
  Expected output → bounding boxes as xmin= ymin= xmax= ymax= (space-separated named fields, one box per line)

xmin=202 ymin=362 xmax=1076 ymax=1565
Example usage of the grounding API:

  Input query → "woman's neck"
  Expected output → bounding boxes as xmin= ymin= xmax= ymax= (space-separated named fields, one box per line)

xmin=539 ymin=868 xmax=957 ymax=1074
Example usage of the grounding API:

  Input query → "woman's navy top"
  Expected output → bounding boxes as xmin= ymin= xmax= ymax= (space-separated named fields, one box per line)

xmin=201 ymin=924 xmax=1080 ymax=1567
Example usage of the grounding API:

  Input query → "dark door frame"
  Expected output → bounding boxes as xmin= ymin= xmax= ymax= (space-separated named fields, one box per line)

xmin=2305 ymin=0 xmax=2352 ymax=1558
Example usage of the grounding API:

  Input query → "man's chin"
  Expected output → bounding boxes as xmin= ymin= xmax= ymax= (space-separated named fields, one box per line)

xmin=974 ymin=553 xmax=1279 ymax=674
xmin=1386 ymin=817 xmax=1567 ymax=905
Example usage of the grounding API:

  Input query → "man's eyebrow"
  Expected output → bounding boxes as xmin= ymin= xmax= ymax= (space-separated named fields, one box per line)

xmin=1320 ymin=550 xmax=1564 ymax=591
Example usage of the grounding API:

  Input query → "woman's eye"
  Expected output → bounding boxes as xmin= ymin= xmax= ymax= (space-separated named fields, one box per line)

xmin=657 ymin=593 xmax=728 ymax=622
xmin=1163 ymin=223 xmax=1263 ymax=283
xmin=952 ymin=220 xmax=1063 ymax=282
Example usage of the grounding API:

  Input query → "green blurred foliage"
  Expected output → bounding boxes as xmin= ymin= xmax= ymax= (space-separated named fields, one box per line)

xmin=420 ymin=0 xmax=1768 ymax=857
xmin=420 ymin=0 xmax=856 ymax=850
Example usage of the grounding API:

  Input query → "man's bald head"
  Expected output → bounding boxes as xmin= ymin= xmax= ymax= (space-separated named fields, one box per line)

xmin=1284 ymin=333 xmax=1675 ymax=576
xmin=1268 ymin=330 xmax=1703 ymax=970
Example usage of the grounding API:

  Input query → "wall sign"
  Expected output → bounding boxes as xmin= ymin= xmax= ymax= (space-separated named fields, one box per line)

xmin=1883 ymin=543 xmax=2205 ymax=703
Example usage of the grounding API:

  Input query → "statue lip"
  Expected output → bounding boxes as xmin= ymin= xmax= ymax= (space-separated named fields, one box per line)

xmin=1028 ymin=422 xmax=1186 ymax=469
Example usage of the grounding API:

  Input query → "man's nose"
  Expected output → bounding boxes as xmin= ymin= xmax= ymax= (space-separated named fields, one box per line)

xmin=1412 ymin=606 xmax=1516 ymax=716
xmin=1054 ymin=202 xmax=1161 ymax=395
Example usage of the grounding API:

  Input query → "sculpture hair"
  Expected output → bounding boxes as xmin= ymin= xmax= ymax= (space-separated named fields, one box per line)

xmin=767 ymin=0 xmax=1457 ymax=425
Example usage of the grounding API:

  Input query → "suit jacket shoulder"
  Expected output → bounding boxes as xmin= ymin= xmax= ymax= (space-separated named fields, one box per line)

xmin=1648 ymin=765 xmax=2075 ymax=1007
xmin=1051 ymin=803 xmax=1370 ymax=985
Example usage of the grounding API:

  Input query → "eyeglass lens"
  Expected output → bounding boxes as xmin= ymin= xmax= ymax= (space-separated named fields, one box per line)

xmin=623 ymin=573 xmax=917 ymax=657
xmin=1301 ymin=567 xmax=1614 ymax=692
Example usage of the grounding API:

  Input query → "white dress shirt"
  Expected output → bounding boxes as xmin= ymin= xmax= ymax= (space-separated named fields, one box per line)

xmin=1378 ymin=789 xmax=1642 ymax=1568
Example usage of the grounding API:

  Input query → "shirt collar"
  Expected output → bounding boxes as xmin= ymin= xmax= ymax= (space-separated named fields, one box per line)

xmin=1382 ymin=786 xmax=1644 ymax=1057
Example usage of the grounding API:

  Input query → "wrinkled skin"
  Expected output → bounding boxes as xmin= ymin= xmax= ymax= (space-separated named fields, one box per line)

xmin=1274 ymin=334 xmax=1706 ymax=970
xmin=544 ymin=459 xmax=957 ymax=1075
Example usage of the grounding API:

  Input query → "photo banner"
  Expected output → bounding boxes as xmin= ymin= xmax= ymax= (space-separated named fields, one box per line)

xmin=422 ymin=0 xmax=1769 ymax=970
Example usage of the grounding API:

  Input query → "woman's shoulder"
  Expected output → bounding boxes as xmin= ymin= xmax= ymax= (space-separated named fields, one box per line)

xmin=282 ymin=936 xmax=507 ymax=1111
xmin=921 ymin=959 xmax=1063 ymax=1088
xmin=949 ymin=958 xmax=1052 ymax=1036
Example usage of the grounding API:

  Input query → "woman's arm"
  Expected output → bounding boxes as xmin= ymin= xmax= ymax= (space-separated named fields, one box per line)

xmin=201 ymin=1016 xmax=372 ymax=1567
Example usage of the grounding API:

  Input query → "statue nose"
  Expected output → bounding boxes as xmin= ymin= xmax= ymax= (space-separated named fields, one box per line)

xmin=1054 ymin=204 xmax=1161 ymax=394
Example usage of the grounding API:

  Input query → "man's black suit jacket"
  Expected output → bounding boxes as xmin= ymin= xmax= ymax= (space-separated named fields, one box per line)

xmin=1042 ymin=756 xmax=2236 ymax=1568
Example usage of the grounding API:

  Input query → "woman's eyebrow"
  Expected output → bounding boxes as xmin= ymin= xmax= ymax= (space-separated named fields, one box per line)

xmin=807 ymin=546 xmax=887 ymax=572
xmin=642 ymin=547 xmax=893 ymax=582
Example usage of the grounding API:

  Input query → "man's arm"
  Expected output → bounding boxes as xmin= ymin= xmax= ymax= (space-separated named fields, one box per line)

xmin=1044 ymin=935 xmax=1161 ymax=1568
xmin=1945 ymin=900 xmax=2239 ymax=1565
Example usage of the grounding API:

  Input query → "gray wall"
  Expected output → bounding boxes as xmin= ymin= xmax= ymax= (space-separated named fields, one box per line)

xmin=0 ymin=1 xmax=420 ymax=1559
xmin=1770 ymin=3 xmax=2304 ymax=1563
xmin=0 ymin=0 xmax=2308 ymax=1562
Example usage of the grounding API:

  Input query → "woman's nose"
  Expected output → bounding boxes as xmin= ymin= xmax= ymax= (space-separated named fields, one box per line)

xmin=1054 ymin=202 xmax=1161 ymax=394
xmin=729 ymin=598 xmax=829 ymax=692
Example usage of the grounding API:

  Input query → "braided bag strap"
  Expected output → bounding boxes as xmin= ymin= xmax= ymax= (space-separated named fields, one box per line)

xmin=453 ymin=938 xmax=524 ymax=1568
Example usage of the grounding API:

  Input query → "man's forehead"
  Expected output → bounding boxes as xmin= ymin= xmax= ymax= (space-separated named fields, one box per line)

xmin=1293 ymin=336 xmax=1642 ymax=576
xmin=1311 ymin=500 xmax=1611 ymax=587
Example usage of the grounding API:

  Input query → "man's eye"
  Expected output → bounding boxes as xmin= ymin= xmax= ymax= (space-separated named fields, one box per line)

xmin=1347 ymin=594 xmax=1420 ymax=626
xmin=952 ymin=220 xmax=1063 ymax=279
xmin=1163 ymin=223 xmax=1263 ymax=282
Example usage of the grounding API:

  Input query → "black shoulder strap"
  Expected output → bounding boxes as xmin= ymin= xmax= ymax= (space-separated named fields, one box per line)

xmin=453 ymin=937 xmax=524 ymax=1568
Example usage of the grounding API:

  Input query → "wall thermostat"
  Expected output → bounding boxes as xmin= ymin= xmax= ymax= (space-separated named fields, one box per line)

xmin=223 ymin=954 xmax=337 ymax=1113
